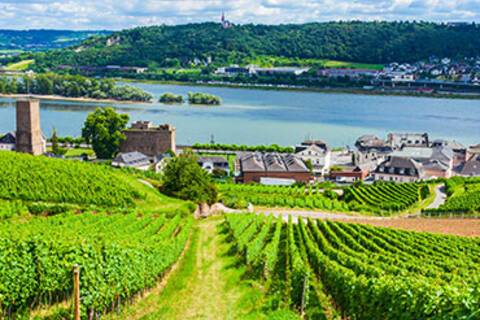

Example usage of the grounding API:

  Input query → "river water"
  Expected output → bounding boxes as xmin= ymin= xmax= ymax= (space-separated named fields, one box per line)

xmin=0 ymin=82 xmax=479 ymax=147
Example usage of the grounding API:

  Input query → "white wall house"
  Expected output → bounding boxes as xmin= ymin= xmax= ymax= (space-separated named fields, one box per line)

xmin=0 ymin=132 xmax=16 ymax=151
xmin=295 ymin=144 xmax=331 ymax=175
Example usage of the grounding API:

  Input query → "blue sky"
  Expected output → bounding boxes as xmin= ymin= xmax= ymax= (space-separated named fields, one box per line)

xmin=1 ymin=0 xmax=480 ymax=30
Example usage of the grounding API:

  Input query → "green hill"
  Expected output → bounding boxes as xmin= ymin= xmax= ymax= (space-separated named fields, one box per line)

xmin=0 ymin=29 xmax=111 ymax=51
xmin=33 ymin=21 xmax=480 ymax=70
xmin=0 ymin=151 xmax=185 ymax=211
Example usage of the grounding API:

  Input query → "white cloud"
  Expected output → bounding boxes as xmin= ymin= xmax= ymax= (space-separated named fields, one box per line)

xmin=1 ymin=0 xmax=480 ymax=30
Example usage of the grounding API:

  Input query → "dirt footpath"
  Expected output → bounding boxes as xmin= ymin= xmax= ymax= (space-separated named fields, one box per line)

xmin=338 ymin=218 xmax=480 ymax=237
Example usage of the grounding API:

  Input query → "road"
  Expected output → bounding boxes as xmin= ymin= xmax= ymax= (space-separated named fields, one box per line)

xmin=425 ymin=184 xmax=447 ymax=210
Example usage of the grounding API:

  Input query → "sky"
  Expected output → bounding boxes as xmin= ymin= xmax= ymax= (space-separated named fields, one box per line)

xmin=1 ymin=0 xmax=480 ymax=30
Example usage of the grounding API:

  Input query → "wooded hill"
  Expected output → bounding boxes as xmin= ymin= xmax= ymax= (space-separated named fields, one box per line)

xmin=33 ymin=21 xmax=480 ymax=70
xmin=0 ymin=29 xmax=111 ymax=51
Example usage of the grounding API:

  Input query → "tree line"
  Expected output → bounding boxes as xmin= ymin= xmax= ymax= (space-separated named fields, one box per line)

xmin=0 ymin=73 xmax=152 ymax=102
xmin=32 ymin=21 xmax=480 ymax=71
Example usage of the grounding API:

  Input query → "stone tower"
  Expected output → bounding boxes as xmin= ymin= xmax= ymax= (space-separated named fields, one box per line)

xmin=120 ymin=121 xmax=176 ymax=157
xmin=16 ymin=99 xmax=46 ymax=155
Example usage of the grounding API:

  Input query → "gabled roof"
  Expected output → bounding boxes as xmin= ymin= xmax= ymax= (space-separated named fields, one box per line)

xmin=295 ymin=143 xmax=328 ymax=155
xmin=0 ymin=132 xmax=16 ymax=144
xmin=240 ymin=152 xmax=308 ymax=173
xmin=460 ymin=155 xmax=480 ymax=177
xmin=113 ymin=152 xmax=150 ymax=167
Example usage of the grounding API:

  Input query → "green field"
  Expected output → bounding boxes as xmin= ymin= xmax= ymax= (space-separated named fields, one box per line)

xmin=5 ymin=59 xmax=34 ymax=71
xmin=243 ymin=55 xmax=384 ymax=70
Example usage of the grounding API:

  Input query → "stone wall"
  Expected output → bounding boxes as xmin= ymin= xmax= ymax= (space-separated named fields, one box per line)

xmin=120 ymin=122 xmax=176 ymax=156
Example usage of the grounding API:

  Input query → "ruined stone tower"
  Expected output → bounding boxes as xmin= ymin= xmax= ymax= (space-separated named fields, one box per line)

xmin=120 ymin=121 xmax=176 ymax=156
xmin=16 ymin=99 xmax=46 ymax=155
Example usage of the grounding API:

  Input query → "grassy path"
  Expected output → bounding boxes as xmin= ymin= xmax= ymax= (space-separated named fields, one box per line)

xmin=110 ymin=217 xmax=267 ymax=320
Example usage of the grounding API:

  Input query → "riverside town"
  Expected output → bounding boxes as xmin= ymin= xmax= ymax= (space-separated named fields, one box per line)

xmin=1 ymin=4 xmax=480 ymax=320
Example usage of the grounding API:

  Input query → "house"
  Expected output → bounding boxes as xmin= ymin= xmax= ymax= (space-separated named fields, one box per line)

xmin=431 ymin=139 xmax=466 ymax=166
xmin=466 ymin=144 xmax=480 ymax=161
xmin=329 ymin=165 xmax=369 ymax=183
xmin=374 ymin=156 xmax=424 ymax=182
xmin=390 ymin=146 xmax=454 ymax=178
xmin=153 ymin=153 xmax=173 ymax=173
xmin=0 ymin=132 xmax=16 ymax=151
xmin=355 ymin=135 xmax=392 ymax=153
xmin=460 ymin=155 xmax=480 ymax=177
xmin=112 ymin=152 xmax=151 ymax=171
xmin=237 ymin=153 xmax=311 ymax=184
xmin=295 ymin=140 xmax=331 ymax=175
xmin=387 ymin=132 xmax=429 ymax=150
xmin=197 ymin=156 xmax=230 ymax=175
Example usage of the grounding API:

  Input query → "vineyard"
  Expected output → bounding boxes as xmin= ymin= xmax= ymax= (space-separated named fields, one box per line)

xmin=343 ymin=182 xmax=428 ymax=214
xmin=219 ymin=182 xmax=427 ymax=215
xmin=0 ymin=152 xmax=142 ymax=207
xmin=224 ymin=214 xmax=480 ymax=319
xmin=424 ymin=177 xmax=480 ymax=216
xmin=0 ymin=211 xmax=193 ymax=319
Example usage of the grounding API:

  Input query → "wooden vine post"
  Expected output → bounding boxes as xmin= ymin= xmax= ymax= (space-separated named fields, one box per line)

xmin=73 ymin=264 xmax=81 ymax=320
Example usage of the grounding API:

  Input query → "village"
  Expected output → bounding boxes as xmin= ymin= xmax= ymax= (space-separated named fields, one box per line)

xmin=2 ymin=98 xmax=479 ymax=187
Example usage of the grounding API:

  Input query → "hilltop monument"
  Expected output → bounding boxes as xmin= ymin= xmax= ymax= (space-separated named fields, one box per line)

xmin=16 ymin=99 xmax=46 ymax=155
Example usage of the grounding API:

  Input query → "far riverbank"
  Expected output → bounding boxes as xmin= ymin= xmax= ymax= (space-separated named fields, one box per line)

xmin=118 ymin=78 xmax=480 ymax=101
xmin=0 ymin=94 xmax=148 ymax=104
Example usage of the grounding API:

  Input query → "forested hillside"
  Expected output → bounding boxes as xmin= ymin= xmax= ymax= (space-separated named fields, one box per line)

xmin=0 ymin=29 xmax=111 ymax=51
xmin=33 ymin=21 xmax=480 ymax=69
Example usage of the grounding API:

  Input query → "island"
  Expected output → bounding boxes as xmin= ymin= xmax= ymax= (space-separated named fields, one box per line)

xmin=188 ymin=92 xmax=221 ymax=105
xmin=159 ymin=92 xmax=184 ymax=104
xmin=0 ymin=73 xmax=153 ymax=103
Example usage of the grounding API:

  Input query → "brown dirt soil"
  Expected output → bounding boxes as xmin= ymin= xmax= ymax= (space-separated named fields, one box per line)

xmin=338 ymin=218 xmax=480 ymax=237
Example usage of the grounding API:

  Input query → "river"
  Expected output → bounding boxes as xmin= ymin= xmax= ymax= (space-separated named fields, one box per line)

xmin=0 ymin=82 xmax=479 ymax=147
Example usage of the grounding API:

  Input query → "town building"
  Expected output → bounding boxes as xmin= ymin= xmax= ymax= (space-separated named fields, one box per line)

xmin=237 ymin=153 xmax=311 ymax=184
xmin=431 ymin=139 xmax=466 ymax=167
xmin=329 ymin=165 xmax=369 ymax=183
xmin=252 ymin=67 xmax=310 ymax=76
xmin=15 ymin=99 xmax=46 ymax=156
xmin=197 ymin=156 xmax=230 ymax=175
xmin=355 ymin=135 xmax=392 ymax=153
xmin=387 ymin=132 xmax=429 ymax=150
xmin=466 ymin=144 xmax=480 ymax=161
xmin=120 ymin=121 xmax=176 ymax=157
xmin=373 ymin=156 xmax=424 ymax=182
xmin=0 ymin=132 xmax=16 ymax=151
xmin=112 ymin=152 xmax=151 ymax=170
xmin=317 ymin=68 xmax=379 ymax=79
xmin=295 ymin=140 xmax=331 ymax=175
xmin=390 ymin=146 xmax=454 ymax=178
xmin=460 ymin=154 xmax=480 ymax=177
xmin=153 ymin=153 xmax=173 ymax=173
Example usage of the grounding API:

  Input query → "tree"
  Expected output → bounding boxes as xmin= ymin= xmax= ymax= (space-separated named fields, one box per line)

xmin=50 ymin=128 xmax=66 ymax=156
xmin=81 ymin=107 xmax=129 ymax=159
xmin=161 ymin=151 xmax=218 ymax=204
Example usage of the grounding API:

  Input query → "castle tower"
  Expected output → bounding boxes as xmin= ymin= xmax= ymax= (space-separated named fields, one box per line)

xmin=16 ymin=99 xmax=46 ymax=155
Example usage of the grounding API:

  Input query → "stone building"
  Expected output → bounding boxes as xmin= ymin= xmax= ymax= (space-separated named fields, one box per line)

xmin=16 ymin=99 xmax=46 ymax=155
xmin=120 ymin=121 xmax=176 ymax=157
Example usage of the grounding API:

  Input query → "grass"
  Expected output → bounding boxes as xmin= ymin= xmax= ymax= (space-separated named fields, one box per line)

xmin=243 ymin=55 xmax=383 ymax=70
xmin=5 ymin=59 xmax=34 ymax=71
xmin=46 ymin=147 xmax=95 ymax=158
xmin=108 ymin=217 xmax=279 ymax=320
